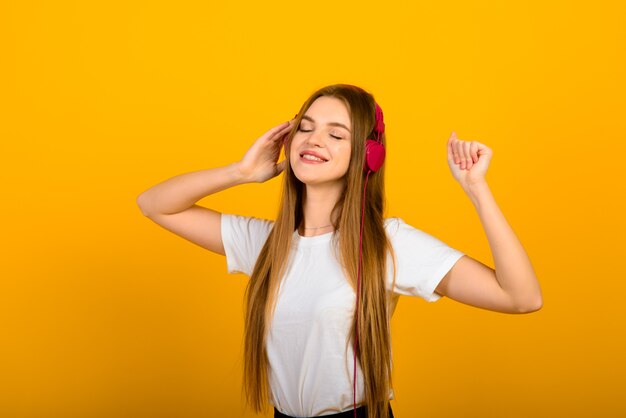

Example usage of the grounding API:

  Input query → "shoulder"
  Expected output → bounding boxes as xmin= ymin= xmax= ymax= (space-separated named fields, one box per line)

xmin=383 ymin=217 xmax=447 ymax=247
xmin=383 ymin=217 xmax=401 ymax=233
xmin=221 ymin=213 xmax=275 ymax=238
xmin=383 ymin=217 xmax=415 ymax=237
xmin=222 ymin=213 xmax=274 ymax=225
xmin=220 ymin=214 xmax=276 ymax=276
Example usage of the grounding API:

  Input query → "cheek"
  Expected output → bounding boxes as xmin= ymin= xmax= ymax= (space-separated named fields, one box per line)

xmin=339 ymin=145 xmax=352 ymax=164
xmin=331 ymin=146 xmax=351 ymax=174
xmin=287 ymin=135 xmax=301 ymax=157
xmin=288 ymin=144 xmax=297 ymax=161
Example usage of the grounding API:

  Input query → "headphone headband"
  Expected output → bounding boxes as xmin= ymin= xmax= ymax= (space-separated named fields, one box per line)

xmin=363 ymin=102 xmax=386 ymax=173
xmin=374 ymin=102 xmax=385 ymax=138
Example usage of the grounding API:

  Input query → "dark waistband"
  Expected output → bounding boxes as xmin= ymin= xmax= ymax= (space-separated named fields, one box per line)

xmin=274 ymin=402 xmax=393 ymax=418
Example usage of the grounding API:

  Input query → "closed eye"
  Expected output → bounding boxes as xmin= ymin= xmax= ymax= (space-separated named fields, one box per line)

xmin=297 ymin=127 xmax=343 ymax=140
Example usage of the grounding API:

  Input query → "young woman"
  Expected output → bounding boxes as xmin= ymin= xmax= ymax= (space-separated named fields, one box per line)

xmin=137 ymin=84 xmax=543 ymax=418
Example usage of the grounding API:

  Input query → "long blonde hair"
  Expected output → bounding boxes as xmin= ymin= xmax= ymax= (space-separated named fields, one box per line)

xmin=242 ymin=84 xmax=397 ymax=418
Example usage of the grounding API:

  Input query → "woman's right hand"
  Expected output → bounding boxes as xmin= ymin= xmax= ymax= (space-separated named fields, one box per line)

xmin=236 ymin=118 xmax=295 ymax=183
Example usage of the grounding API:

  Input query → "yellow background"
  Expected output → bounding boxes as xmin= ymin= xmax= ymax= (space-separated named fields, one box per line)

xmin=1 ymin=0 xmax=624 ymax=417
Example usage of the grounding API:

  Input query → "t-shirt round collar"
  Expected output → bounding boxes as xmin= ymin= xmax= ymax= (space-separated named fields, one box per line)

xmin=292 ymin=229 xmax=336 ymax=246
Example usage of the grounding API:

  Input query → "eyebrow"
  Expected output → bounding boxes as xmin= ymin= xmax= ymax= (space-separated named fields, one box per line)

xmin=301 ymin=115 xmax=351 ymax=133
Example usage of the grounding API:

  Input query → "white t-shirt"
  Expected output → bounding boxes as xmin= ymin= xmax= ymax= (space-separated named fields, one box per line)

xmin=220 ymin=213 xmax=465 ymax=417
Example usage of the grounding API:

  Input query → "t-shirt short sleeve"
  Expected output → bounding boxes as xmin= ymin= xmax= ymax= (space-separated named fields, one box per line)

xmin=386 ymin=217 xmax=465 ymax=302
xmin=220 ymin=213 xmax=274 ymax=276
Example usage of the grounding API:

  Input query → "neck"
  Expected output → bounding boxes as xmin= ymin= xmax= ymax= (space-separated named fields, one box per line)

xmin=299 ymin=183 xmax=344 ymax=237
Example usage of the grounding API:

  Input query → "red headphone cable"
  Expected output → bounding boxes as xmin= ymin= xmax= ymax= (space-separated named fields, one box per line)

xmin=353 ymin=168 xmax=372 ymax=418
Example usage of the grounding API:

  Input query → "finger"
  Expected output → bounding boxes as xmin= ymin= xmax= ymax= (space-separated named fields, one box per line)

xmin=453 ymin=139 xmax=462 ymax=166
xmin=450 ymin=135 xmax=459 ymax=164
xmin=274 ymin=126 xmax=291 ymax=143
xmin=276 ymin=159 xmax=286 ymax=173
xmin=270 ymin=122 xmax=293 ymax=142
xmin=456 ymin=140 xmax=465 ymax=169
xmin=274 ymin=132 xmax=289 ymax=145
xmin=457 ymin=140 xmax=467 ymax=170
xmin=450 ymin=132 xmax=459 ymax=164
xmin=447 ymin=135 xmax=455 ymax=164
xmin=463 ymin=141 xmax=472 ymax=169
xmin=470 ymin=141 xmax=479 ymax=163
xmin=266 ymin=120 xmax=292 ymax=139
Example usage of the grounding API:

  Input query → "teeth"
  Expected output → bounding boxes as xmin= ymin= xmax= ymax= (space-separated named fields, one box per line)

xmin=302 ymin=154 xmax=325 ymax=162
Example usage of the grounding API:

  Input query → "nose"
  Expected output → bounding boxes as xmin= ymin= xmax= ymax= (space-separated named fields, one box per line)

xmin=305 ymin=130 xmax=325 ymax=148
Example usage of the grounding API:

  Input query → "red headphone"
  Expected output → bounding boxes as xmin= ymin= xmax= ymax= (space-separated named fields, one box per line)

xmin=353 ymin=101 xmax=386 ymax=417
xmin=363 ymin=102 xmax=386 ymax=172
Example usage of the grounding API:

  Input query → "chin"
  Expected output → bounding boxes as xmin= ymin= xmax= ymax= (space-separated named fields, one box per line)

xmin=290 ymin=160 xmax=349 ymax=186
xmin=293 ymin=172 xmax=323 ymax=185
xmin=293 ymin=171 xmax=346 ymax=189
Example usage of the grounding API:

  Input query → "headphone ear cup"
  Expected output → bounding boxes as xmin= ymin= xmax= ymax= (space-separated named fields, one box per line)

xmin=375 ymin=103 xmax=385 ymax=133
xmin=364 ymin=139 xmax=386 ymax=172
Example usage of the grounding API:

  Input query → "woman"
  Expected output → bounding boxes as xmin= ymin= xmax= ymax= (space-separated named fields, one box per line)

xmin=137 ymin=84 xmax=543 ymax=418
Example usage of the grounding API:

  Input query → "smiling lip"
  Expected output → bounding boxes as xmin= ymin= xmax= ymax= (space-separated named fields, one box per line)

xmin=300 ymin=150 xmax=328 ymax=162
xmin=300 ymin=155 xmax=326 ymax=164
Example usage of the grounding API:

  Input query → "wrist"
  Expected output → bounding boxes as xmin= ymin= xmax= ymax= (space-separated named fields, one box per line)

xmin=229 ymin=161 xmax=255 ymax=185
xmin=465 ymin=180 xmax=490 ymax=204
xmin=467 ymin=179 xmax=489 ymax=192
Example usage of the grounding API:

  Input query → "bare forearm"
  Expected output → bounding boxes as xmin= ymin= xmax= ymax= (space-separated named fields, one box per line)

xmin=466 ymin=181 xmax=543 ymax=309
xmin=137 ymin=162 xmax=249 ymax=216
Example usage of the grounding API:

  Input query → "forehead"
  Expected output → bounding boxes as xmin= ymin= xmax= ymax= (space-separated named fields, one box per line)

xmin=304 ymin=96 xmax=351 ymax=128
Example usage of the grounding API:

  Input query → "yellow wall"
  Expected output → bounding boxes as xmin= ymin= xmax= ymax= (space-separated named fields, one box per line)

xmin=1 ymin=1 xmax=624 ymax=417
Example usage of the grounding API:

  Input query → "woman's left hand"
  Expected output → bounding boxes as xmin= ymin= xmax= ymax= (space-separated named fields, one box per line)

xmin=446 ymin=131 xmax=492 ymax=190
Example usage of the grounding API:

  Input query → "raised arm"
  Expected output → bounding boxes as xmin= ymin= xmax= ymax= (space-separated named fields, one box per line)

xmin=136 ymin=118 xmax=294 ymax=255
xmin=434 ymin=132 xmax=543 ymax=314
